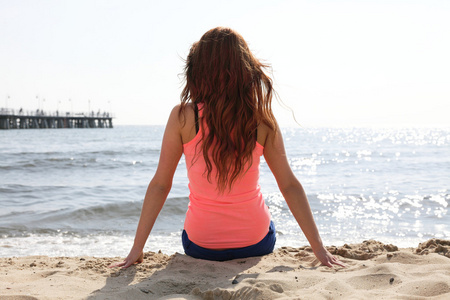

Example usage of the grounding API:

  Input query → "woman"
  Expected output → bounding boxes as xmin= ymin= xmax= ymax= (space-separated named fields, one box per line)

xmin=111 ymin=27 xmax=344 ymax=268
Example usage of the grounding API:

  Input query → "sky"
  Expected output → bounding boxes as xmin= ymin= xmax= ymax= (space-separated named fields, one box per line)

xmin=1 ymin=0 xmax=449 ymax=127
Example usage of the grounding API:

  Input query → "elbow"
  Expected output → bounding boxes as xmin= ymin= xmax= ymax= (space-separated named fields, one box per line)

xmin=279 ymin=179 xmax=303 ymax=197
xmin=149 ymin=179 xmax=172 ymax=196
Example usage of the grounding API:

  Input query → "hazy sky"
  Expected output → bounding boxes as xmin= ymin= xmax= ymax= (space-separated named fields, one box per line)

xmin=1 ymin=0 xmax=449 ymax=127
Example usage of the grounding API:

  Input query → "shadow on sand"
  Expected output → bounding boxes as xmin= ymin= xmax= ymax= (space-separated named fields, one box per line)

xmin=86 ymin=252 xmax=262 ymax=299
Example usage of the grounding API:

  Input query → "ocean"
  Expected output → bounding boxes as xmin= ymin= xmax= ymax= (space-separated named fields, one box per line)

xmin=1 ymin=126 xmax=449 ymax=257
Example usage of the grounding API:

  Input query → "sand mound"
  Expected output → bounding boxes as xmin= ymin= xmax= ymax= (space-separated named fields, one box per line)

xmin=282 ymin=240 xmax=399 ymax=261
xmin=327 ymin=240 xmax=398 ymax=260
xmin=415 ymin=238 xmax=450 ymax=258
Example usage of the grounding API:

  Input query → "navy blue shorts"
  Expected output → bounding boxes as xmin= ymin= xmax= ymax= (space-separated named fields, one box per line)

xmin=182 ymin=221 xmax=276 ymax=261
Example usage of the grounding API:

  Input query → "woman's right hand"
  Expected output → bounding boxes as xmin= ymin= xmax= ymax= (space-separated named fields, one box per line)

xmin=109 ymin=247 xmax=144 ymax=269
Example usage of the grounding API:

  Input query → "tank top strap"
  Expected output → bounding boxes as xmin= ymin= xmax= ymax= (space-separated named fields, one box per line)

xmin=195 ymin=103 xmax=206 ymax=134
xmin=194 ymin=104 xmax=199 ymax=134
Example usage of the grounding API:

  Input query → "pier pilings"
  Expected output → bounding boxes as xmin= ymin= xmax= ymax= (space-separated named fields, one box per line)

xmin=0 ymin=110 xmax=113 ymax=129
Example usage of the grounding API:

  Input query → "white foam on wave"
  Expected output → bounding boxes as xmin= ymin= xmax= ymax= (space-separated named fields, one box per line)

xmin=0 ymin=232 xmax=184 ymax=258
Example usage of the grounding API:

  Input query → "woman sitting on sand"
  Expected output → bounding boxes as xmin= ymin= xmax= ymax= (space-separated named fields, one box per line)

xmin=111 ymin=27 xmax=344 ymax=268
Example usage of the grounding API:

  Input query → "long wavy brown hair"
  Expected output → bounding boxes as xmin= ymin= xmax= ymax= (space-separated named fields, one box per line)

xmin=180 ymin=27 xmax=276 ymax=193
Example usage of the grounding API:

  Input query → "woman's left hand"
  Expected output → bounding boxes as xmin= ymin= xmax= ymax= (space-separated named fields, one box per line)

xmin=313 ymin=247 xmax=346 ymax=268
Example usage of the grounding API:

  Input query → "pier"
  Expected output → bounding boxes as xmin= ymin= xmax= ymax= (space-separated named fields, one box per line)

xmin=0 ymin=108 xmax=113 ymax=129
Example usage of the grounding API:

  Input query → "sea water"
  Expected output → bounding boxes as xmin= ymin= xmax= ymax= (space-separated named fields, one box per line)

xmin=1 ymin=126 xmax=449 ymax=257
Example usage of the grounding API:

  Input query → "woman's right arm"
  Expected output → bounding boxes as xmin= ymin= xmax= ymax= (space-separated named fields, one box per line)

xmin=110 ymin=105 xmax=184 ymax=268
xmin=263 ymin=123 xmax=345 ymax=268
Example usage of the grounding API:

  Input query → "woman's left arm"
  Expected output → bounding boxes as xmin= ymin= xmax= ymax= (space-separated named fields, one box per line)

xmin=263 ymin=124 xmax=345 ymax=268
xmin=110 ymin=105 xmax=184 ymax=268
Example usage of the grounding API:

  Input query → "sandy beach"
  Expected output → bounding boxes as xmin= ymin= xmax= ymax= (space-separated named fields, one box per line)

xmin=1 ymin=239 xmax=449 ymax=299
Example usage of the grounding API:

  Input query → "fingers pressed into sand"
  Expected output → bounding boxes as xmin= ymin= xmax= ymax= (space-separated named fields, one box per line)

xmin=109 ymin=260 xmax=127 ymax=268
xmin=109 ymin=259 xmax=136 ymax=269
xmin=122 ymin=260 xmax=133 ymax=269
xmin=109 ymin=250 xmax=144 ymax=269
xmin=314 ymin=249 xmax=347 ymax=268
xmin=332 ymin=257 xmax=347 ymax=268
xmin=325 ymin=256 xmax=346 ymax=268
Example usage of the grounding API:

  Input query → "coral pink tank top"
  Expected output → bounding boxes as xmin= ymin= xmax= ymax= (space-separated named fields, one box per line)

xmin=183 ymin=105 xmax=271 ymax=249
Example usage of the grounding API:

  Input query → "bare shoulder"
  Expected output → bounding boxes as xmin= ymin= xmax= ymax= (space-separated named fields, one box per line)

xmin=257 ymin=120 xmax=278 ymax=147
xmin=169 ymin=103 xmax=183 ymax=117
xmin=167 ymin=104 xmax=192 ymax=125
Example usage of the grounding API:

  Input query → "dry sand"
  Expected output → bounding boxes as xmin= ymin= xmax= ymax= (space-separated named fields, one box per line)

xmin=1 ymin=239 xmax=449 ymax=300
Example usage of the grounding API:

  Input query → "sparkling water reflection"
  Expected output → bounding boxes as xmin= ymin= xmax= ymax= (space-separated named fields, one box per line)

xmin=0 ymin=126 xmax=449 ymax=256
